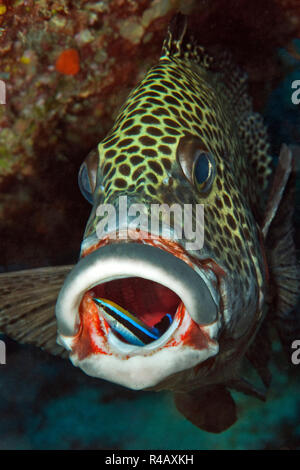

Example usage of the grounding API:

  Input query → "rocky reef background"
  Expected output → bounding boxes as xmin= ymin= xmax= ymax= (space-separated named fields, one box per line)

xmin=0 ymin=0 xmax=299 ymax=450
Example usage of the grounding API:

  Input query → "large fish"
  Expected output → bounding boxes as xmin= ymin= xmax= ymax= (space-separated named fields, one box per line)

xmin=0 ymin=14 xmax=299 ymax=433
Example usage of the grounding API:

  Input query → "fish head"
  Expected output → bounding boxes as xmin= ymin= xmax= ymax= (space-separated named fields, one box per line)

xmin=55 ymin=52 xmax=267 ymax=391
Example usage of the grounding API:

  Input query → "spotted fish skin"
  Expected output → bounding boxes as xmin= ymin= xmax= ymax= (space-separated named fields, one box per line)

xmin=82 ymin=15 xmax=273 ymax=352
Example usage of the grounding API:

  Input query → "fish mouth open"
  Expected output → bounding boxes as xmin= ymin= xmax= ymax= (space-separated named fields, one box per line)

xmin=55 ymin=237 xmax=221 ymax=389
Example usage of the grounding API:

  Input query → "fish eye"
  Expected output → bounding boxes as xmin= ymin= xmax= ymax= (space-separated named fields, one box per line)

xmin=192 ymin=150 xmax=214 ymax=193
xmin=176 ymin=135 xmax=215 ymax=195
xmin=78 ymin=148 xmax=99 ymax=204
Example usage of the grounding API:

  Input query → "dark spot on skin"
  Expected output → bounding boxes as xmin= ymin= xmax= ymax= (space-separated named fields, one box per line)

xmin=227 ymin=253 xmax=234 ymax=266
xmin=223 ymin=225 xmax=231 ymax=238
xmin=170 ymin=78 xmax=184 ymax=89
xmin=239 ymin=211 xmax=246 ymax=224
xmin=215 ymin=197 xmax=223 ymax=209
xmin=130 ymin=155 xmax=144 ymax=165
xmin=172 ymin=91 xmax=183 ymax=101
xmin=258 ymin=165 xmax=266 ymax=174
xmin=106 ymin=167 xmax=116 ymax=180
xmin=115 ymin=155 xmax=127 ymax=164
xmin=226 ymin=239 xmax=233 ymax=251
xmin=103 ymin=162 xmax=112 ymax=174
xmin=165 ymin=95 xmax=180 ymax=106
xmin=142 ymin=148 xmax=157 ymax=158
xmin=146 ymin=172 xmax=158 ymax=184
xmin=168 ymin=105 xmax=180 ymax=117
xmin=125 ymin=126 xmax=142 ymax=136
xmin=214 ymin=246 xmax=221 ymax=258
xmin=223 ymin=181 xmax=232 ymax=195
xmin=121 ymin=118 xmax=134 ymax=130
xmin=150 ymin=84 xmax=167 ymax=93
xmin=103 ymin=137 xmax=119 ymax=148
xmin=152 ymin=107 xmax=170 ymax=116
xmin=243 ymin=262 xmax=251 ymax=276
xmin=105 ymin=149 xmax=117 ymax=159
xmin=160 ymin=79 xmax=175 ymax=89
xmin=223 ymin=194 xmax=232 ymax=208
xmin=227 ymin=214 xmax=237 ymax=230
xmin=119 ymin=164 xmax=131 ymax=176
xmin=148 ymin=98 xmax=162 ymax=106
xmin=126 ymin=146 xmax=140 ymax=154
xmin=181 ymin=90 xmax=193 ymax=103
xmin=234 ymin=235 xmax=243 ymax=250
xmin=168 ymin=71 xmax=182 ymax=80
xmin=236 ymin=257 xmax=243 ymax=270
xmin=161 ymin=157 xmax=171 ymax=170
xmin=192 ymin=124 xmax=202 ymax=135
xmin=243 ymin=227 xmax=251 ymax=241
xmin=158 ymin=145 xmax=171 ymax=155
xmin=127 ymin=109 xmax=144 ymax=118
xmin=216 ymin=223 xmax=223 ymax=235
xmin=164 ymin=118 xmax=178 ymax=128
xmin=135 ymin=90 xmax=160 ymax=99
xmin=141 ymin=115 xmax=160 ymax=125
xmin=213 ymin=207 xmax=220 ymax=218
xmin=148 ymin=73 xmax=164 ymax=80
xmin=114 ymin=178 xmax=127 ymax=188
xmin=216 ymin=178 xmax=222 ymax=191
xmin=117 ymin=138 xmax=133 ymax=148
xmin=178 ymin=117 xmax=188 ymax=129
xmin=147 ymin=185 xmax=157 ymax=195
xmin=165 ymin=127 xmax=180 ymax=135
xmin=183 ymin=101 xmax=192 ymax=112
xmin=204 ymin=229 xmax=212 ymax=242
xmin=206 ymin=113 xmax=215 ymax=127
xmin=162 ymin=136 xmax=176 ymax=144
xmin=146 ymin=126 xmax=163 ymax=137
xmin=181 ymin=110 xmax=191 ymax=122
xmin=132 ymin=166 xmax=146 ymax=180
xmin=127 ymin=102 xmax=138 ymax=112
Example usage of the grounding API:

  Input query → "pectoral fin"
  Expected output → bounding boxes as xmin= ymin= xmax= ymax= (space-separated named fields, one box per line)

xmin=173 ymin=385 xmax=237 ymax=433
xmin=0 ymin=265 xmax=73 ymax=357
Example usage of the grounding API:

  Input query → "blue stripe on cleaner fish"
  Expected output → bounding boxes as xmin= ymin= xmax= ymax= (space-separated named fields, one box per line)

xmin=93 ymin=297 xmax=172 ymax=346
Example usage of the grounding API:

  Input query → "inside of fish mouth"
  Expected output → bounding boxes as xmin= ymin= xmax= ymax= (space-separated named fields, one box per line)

xmin=88 ymin=277 xmax=181 ymax=344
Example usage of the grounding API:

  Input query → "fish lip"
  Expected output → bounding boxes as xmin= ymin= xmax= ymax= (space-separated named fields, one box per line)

xmin=55 ymin=234 xmax=220 ymax=343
